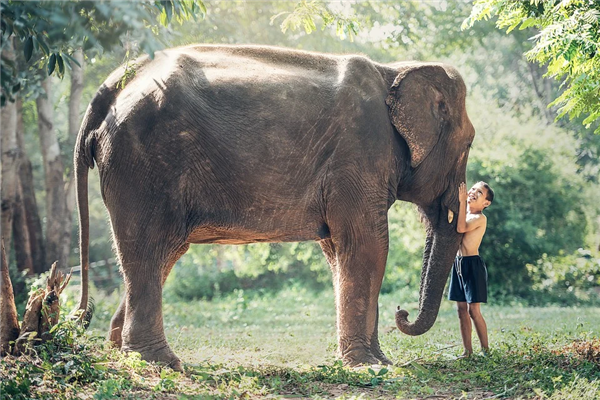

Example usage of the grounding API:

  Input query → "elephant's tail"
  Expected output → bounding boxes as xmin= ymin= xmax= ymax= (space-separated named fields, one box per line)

xmin=74 ymin=84 xmax=115 ymax=321
xmin=74 ymin=116 xmax=93 ymax=320
xmin=74 ymin=149 xmax=91 ymax=321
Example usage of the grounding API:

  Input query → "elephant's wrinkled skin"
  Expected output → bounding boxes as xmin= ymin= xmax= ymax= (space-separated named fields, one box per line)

xmin=75 ymin=45 xmax=474 ymax=369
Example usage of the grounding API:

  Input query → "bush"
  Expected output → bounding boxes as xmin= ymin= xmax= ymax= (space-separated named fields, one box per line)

xmin=165 ymin=262 xmax=241 ymax=301
xmin=526 ymin=249 xmax=600 ymax=305
xmin=163 ymin=242 xmax=330 ymax=301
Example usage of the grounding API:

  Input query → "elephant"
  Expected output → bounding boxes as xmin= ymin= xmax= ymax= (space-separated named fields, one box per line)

xmin=74 ymin=44 xmax=474 ymax=370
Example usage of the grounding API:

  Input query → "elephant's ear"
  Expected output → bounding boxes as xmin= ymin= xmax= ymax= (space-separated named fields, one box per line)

xmin=386 ymin=65 xmax=450 ymax=168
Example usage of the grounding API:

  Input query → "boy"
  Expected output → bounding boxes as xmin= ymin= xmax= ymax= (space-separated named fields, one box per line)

xmin=448 ymin=181 xmax=494 ymax=357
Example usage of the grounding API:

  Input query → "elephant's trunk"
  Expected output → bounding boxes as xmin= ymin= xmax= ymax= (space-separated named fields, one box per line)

xmin=396 ymin=224 xmax=460 ymax=336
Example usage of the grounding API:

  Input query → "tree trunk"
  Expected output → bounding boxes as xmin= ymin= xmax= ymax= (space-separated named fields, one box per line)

xmin=16 ymin=99 xmax=46 ymax=273
xmin=37 ymin=78 xmax=68 ymax=269
xmin=1 ymin=98 xmax=19 ymax=262
xmin=0 ymin=36 xmax=19 ymax=355
xmin=0 ymin=241 xmax=20 ymax=356
xmin=12 ymin=100 xmax=34 ymax=275
xmin=12 ymin=175 xmax=34 ymax=275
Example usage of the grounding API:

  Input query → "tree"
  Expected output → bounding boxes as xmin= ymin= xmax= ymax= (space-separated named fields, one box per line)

xmin=0 ymin=0 xmax=206 ymax=103
xmin=464 ymin=0 xmax=600 ymax=134
xmin=1 ymin=38 xmax=18 ymax=257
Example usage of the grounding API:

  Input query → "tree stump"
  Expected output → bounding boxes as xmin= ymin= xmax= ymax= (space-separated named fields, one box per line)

xmin=14 ymin=261 xmax=71 ymax=354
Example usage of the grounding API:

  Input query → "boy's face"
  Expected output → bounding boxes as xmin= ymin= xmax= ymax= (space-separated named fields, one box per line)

xmin=467 ymin=183 xmax=491 ymax=210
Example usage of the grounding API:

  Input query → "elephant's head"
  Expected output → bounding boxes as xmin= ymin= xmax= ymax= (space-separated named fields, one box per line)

xmin=385 ymin=63 xmax=474 ymax=335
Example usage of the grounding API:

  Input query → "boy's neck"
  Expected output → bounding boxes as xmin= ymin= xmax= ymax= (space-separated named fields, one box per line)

xmin=467 ymin=206 xmax=484 ymax=215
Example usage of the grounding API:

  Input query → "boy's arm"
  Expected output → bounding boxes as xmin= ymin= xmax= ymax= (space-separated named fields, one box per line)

xmin=456 ymin=183 xmax=486 ymax=233
xmin=457 ymin=183 xmax=469 ymax=233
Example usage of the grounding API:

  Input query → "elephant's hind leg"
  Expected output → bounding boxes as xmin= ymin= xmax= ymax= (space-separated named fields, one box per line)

xmin=108 ymin=243 xmax=190 ymax=349
xmin=111 ymin=220 xmax=190 ymax=371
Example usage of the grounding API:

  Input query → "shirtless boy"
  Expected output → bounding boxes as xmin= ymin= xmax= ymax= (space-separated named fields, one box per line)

xmin=448 ymin=181 xmax=494 ymax=357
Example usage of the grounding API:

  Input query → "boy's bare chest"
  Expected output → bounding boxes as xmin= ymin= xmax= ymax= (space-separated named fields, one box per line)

xmin=459 ymin=227 xmax=485 ymax=256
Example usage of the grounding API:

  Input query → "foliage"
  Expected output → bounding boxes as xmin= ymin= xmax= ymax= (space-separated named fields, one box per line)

xmin=271 ymin=0 xmax=359 ymax=41
xmin=164 ymin=241 xmax=329 ymax=301
xmin=0 ymin=318 xmax=109 ymax=399
xmin=4 ymin=287 xmax=600 ymax=398
xmin=0 ymin=0 xmax=206 ymax=103
xmin=527 ymin=248 xmax=600 ymax=305
xmin=465 ymin=0 xmax=600 ymax=134
xmin=382 ymin=203 xmax=425 ymax=295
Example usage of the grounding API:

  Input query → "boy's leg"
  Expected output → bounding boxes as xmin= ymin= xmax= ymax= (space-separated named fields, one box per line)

xmin=467 ymin=303 xmax=489 ymax=352
xmin=456 ymin=301 xmax=473 ymax=356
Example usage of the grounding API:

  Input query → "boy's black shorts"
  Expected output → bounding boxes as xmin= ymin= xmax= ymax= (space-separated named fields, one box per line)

xmin=448 ymin=255 xmax=488 ymax=304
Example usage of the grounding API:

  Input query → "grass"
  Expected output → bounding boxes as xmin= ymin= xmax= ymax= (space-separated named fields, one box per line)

xmin=2 ymin=285 xmax=599 ymax=399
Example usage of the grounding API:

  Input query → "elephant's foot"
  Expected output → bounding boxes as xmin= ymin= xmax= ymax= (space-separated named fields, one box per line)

xmin=370 ymin=338 xmax=393 ymax=365
xmin=342 ymin=351 xmax=380 ymax=367
xmin=339 ymin=337 xmax=380 ymax=366
xmin=122 ymin=339 xmax=182 ymax=372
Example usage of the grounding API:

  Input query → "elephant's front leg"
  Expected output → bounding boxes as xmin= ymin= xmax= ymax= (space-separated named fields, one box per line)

xmin=332 ymin=221 xmax=389 ymax=366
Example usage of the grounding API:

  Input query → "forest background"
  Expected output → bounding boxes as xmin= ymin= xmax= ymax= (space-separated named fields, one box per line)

xmin=2 ymin=0 xmax=600 ymax=314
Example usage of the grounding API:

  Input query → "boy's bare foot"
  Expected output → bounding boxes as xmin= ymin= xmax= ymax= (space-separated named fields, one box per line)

xmin=457 ymin=352 xmax=472 ymax=359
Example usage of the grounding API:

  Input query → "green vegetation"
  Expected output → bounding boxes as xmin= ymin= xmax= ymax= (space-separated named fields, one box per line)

xmin=2 ymin=286 xmax=599 ymax=399
xmin=0 ymin=0 xmax=207 ymax=103
xmin=465 ymin=0 xmax=600 ymax=133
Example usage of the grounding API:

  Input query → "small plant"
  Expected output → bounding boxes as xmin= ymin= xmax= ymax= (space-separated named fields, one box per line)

xmin=94 ymin=378 xmax=132 ymax=399
xmin=0 ymin=359 xmax=33 ymax=399
xmin=153 ymin=368 xmax=180 ymax=392
xmin=366 ymin=367 xmax=389 ymax=386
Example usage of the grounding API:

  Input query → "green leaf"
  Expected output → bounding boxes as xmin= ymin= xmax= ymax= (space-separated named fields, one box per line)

xmin=24 ymin=36 xmax=34 ymax=61
xmin=57 ymin=54 xmax=65 ymax=76
xmin=198 ymin=1 xmax=207 ymax=14
xmin=159 ymin=0 xmax=172 ymax=26
xmin=48 ymin=53 xmax=57 ymax=76
xmin=410 ymin=361 xmax=429 ymax=376
xmin=519 ymin=17 xmax=538 ymax=30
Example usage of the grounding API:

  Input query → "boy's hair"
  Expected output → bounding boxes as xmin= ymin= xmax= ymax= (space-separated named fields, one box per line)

xmin=477 ymin=181 xmax=494 ymax=206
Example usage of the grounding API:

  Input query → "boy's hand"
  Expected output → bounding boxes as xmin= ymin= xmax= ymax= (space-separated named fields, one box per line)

xmin=459 ymin=182 xmax=467 ymax=203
